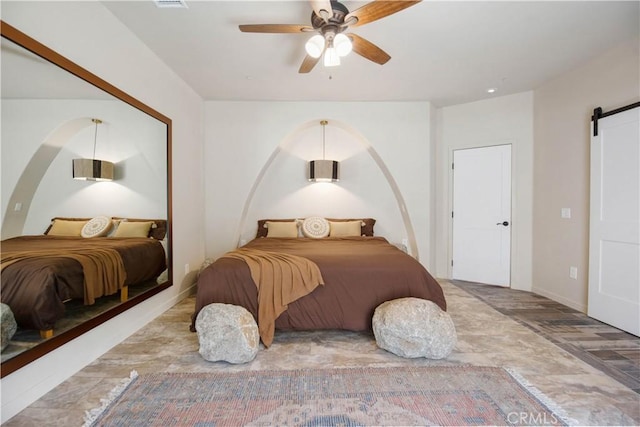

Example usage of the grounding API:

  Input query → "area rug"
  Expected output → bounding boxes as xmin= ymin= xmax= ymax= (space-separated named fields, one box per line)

xmin=84 ymin=366 xmax=574 ymax=426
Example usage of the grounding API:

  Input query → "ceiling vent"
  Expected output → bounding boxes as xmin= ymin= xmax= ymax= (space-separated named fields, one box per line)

xmin=154 ymin=0 xmax=188 ymax=8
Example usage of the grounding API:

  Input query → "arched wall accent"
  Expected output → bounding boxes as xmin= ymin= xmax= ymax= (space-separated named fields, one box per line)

xmin=236 ymin=118 xmax=420 ymax=260
xmin=1 ymin=117 xmax=93 ymax=238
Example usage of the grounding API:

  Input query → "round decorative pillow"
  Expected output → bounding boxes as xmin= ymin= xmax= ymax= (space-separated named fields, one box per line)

xmin=81 ymin=216 xmax=113 ymax=238
xmin=301 ymin=216 xmax=330 ymax=239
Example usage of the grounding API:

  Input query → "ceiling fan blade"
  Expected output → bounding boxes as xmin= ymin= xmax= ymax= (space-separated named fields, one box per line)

xmin=299 ymin=54 xmax=322 ymax=73
xmin=239 ymin=24 xmax=313 ymax=33
xmin=310 ymin=0 xmax=333 ymax=23
xmin=345 ymin=0 xmax=421 ymax=27
xmin=348 ymin=33 xmax=391 ymax=65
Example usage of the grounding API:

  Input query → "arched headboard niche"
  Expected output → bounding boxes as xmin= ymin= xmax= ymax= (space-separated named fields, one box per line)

xmin=237 ymin=119 xmax=420 ymax=259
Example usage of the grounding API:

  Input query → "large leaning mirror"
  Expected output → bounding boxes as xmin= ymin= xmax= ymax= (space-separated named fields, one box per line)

xmin=0 ymin=21 xmax=173 ymax=376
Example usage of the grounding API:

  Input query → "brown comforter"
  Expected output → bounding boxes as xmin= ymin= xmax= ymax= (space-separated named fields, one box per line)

xmin=192 ymin=237 xmax=446 ymax=345
xmin=1 ymin=235 xmax=167 ymax=330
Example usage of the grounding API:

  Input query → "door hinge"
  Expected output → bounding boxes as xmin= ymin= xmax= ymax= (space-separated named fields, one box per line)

xmin=452 ymin=162 xmax=454 ymax=169
xmin=451 ymin=211 xmax=454 ymax=218
xmin=451 ymin=260 xmax=454 ymax=266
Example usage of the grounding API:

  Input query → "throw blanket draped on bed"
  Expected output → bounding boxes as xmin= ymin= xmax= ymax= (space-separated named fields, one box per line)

xmin=1 ymin=240 xmax=126 ymax=305
xmin=221 ymin=247 xmax=324 ymax=347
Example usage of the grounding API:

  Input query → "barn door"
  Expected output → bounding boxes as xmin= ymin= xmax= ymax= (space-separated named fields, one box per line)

xmin=588 ymin=103 xmax=640 ymax=336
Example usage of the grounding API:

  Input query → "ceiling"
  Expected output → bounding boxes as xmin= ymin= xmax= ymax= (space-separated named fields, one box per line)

xmin=69 ymin=2 xmax=640 ymax=105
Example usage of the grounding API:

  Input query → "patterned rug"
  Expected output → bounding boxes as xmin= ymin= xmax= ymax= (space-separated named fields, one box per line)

xmin=84 ymin=366 xmax=573 ymax=426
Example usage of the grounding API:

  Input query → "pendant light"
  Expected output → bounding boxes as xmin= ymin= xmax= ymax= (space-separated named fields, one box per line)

xmin=72 ymin=118 xmax=115 ymax=181
xmin=308 ymin=120 xmax=339 ymax=182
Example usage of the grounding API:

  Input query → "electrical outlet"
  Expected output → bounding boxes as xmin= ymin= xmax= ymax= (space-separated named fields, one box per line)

xmin=14 ymin=202 xmax=22 ymax=212
xmin=569 ymin=266 xmax=578 ymax=280
xmin=401 ymin=238 xmax=408 ymax=247
xmin=185 ymin=263 xmax=190 ymax=275
xmin=561 ymin=208 xmax=571 ymax=219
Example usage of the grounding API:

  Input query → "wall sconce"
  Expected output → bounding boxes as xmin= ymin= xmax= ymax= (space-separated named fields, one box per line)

xmin=308 ymin=120 xmax=339 ymax=182
xmin=72 ymin=118 xmax=115 ymax=181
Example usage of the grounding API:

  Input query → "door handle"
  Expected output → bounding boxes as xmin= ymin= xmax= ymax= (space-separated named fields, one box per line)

xmin=496 ymin=221 xmax=509 ymax=226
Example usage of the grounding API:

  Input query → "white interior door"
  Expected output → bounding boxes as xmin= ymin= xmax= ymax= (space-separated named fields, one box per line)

xmin=452 ymin=145 xmax=511 ymax=286
xmin=588 ymin=106 xmax=640 ymax=336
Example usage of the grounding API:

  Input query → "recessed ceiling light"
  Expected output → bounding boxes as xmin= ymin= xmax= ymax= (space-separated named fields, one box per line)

xmin=487 ymin=88 xmax=497 ymax=94
xmin=154 ymin=0 xmax=188 ymax=8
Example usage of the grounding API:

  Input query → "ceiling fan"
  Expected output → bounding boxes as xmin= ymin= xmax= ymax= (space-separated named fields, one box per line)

xmin=239 ymin=0 xmax=422 ymax=73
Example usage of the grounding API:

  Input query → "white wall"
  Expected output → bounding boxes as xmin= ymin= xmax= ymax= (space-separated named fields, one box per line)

xmin=2 ymin=99 xmax=166 ymax=238
xmin=0 ymin=2 xmax=204 ymax=422
xmin=533 ymin=37 xmax=640 ymax=311
xmin=204 ymin=101 xmax=435 ymax=265
xmin=435 ymin=91 xmax=534 ymax=291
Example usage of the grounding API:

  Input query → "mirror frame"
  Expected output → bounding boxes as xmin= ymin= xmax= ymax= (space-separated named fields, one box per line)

xmin=0 ymin=21 xmax=173 ymax=377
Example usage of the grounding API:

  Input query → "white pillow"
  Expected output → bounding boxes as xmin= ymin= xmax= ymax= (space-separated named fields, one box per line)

xmin=81 ymin=216 xmax=113 ymax=238
xmin=302 ymin=216 xmax=330 ymax=239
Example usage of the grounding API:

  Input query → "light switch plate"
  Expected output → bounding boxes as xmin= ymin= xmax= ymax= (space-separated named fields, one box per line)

xmin=569 ymin=266 xmax=578 ymax=279
xmin=561 ymin=208 xmax=571 ymax=219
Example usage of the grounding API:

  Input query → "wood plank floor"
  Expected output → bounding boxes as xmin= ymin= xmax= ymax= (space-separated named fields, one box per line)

xmin=452 ymin=280 xmax=640 ymax=393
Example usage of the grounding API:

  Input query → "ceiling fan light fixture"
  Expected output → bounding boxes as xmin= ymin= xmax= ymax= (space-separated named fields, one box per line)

xmin=238 ymin=0 xmax=423 ymax=73
xmin=305 ymin=34 xmax=325 ymax=58
xmin=323 ymin=46 xmax=340 ymax=67
xmin=334 ymin=33 xmax=352 ymax=57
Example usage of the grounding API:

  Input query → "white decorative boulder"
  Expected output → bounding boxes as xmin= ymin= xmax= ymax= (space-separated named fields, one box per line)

xmin=1 ymin=303 xmax=17 ymax=351
xmin=196 ymin=303 xmax=259 ymax=364
xmin=372 ymin=297 xmax=456 ymax=359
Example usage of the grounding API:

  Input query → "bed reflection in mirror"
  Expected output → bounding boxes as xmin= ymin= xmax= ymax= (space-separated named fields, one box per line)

xmin=0 ymin=24 xmax=172 ymax=373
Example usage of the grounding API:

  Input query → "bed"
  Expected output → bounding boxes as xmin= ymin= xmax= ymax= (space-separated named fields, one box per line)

xmin=0 ymin=217 xmax=167 ymax=337
xmin=192 ymin=218 xmax=446 ymax=347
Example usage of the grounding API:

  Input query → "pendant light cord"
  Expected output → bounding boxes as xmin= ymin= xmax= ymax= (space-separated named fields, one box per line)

xmin=91 ymin=118 xmax=102 ymax=160
xmin=322 ymin=123 xmax=326 ymax=160
xmin=320 ymin=119 xmax=328 ymax=160
xmin=92 ymin=121 xmax=98 ymax=160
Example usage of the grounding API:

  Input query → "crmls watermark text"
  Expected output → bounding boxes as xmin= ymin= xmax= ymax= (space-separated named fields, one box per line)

xmin=507 ymin=411 xmax=559 ymax=425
